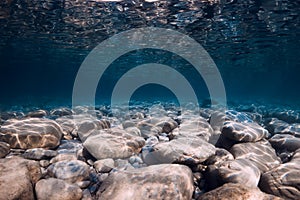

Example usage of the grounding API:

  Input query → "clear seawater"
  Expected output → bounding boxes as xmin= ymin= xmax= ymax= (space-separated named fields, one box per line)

xmin=0 ymin=0 xmax=299 ymax=110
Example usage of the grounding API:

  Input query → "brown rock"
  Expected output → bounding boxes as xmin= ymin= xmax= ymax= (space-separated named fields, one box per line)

xmin=0 ymin=118 xmax=63 ymax=149
xmin=0 ymin=157 xmax=41 ymax=200
xmin=198 ymin=183 xmax=283 ymax=200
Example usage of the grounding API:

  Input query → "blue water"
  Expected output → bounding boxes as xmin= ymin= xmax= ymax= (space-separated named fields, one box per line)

xmin=0 ymin=0 xmax=299 ymax=109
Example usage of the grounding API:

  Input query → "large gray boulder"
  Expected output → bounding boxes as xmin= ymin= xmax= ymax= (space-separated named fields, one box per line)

xmin=97 ymin=164 xmax=194 ymax=200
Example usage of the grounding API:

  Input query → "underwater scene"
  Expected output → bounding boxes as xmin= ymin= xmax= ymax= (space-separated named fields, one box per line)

xmin=0 ymin=0 xmax=300 ymax=199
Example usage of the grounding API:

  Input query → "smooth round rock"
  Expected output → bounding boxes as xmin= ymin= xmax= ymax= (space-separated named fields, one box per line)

xmin=35 ymin=178 xmax=82 ymax=200
xmin=83 ymin=128 xmax=145 ymax=160
xmin=47 ymin=160 xmax=90 ymax=184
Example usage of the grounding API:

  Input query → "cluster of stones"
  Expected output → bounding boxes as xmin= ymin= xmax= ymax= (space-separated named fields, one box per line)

xmin=0 ymin=104 xmax=299 ymax=200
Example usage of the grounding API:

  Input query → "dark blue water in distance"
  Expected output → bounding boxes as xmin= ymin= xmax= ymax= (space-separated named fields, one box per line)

xmin=0 ymin=0 xmax=299 ymax=110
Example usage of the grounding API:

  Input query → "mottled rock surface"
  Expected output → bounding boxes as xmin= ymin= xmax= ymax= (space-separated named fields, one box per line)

xmin=143 ymin=137 xmax=215 ymax=165
xmin=23 ymin=148 xmax=57 ymax=160
xmin=0 ymin=118 xmax=63 ymax=149
xmin=94 ymin=158 xmax=114 ymax=173
xmin=230 ymin=142 xmax=281 ymax=172
xmin=97 ymin=164 xmax=194 ymax=200
xmin=260 ymin=149 xmax=300 ymax=199
xmin=0 ymin=157 xmax=41 ymax=200
xmin=177 ymin=116 xmax=214 ymax=142
xmin=222 ymin=121 xmax=268 ymax=142
xmin=217 ymin=158 xmax=261 ymax=187
xmin=35 ymin=178 xmax=82 ymax=200
xmin=269 ymin=134 xmax=300 ymax=152
xmin=47 ymin=160 xmax=90 ymax=184
xmin=198 ymin=183 xmax=282 ymax=200
xmin=83 ymin=128 xmax=145 ymax=160
xmin=55 ymin=114 xmax=110 ymax=140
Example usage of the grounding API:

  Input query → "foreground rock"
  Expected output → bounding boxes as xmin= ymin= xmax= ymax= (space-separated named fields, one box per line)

xmin=260 ymin=149 xmax=300 ymax=199
xmin=230 ymin=142 xmax=281 ymax=173
xmin=198 ymin=183 xmax=282 ymax=200
xmin=97 ymin=164 xmax=194 ymax=200
xmin=83 ymin=128 xmax=145 ymax=160
xmin=0 ymin=157 xmax=41 ymax=200
xmin=143 ymin=137 xmax=215 ymax=165
xmin=0 ymin=118 xmax=63 ymax=149
xmin=35 ymin=178 xmax=82 ymax=200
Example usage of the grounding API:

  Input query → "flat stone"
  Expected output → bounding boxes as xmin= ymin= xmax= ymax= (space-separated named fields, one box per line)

xmin=143 ymin=137 xmax=215 ymax=165
xmin=198 ymin=183 xmax=282 ymax=200
xmin=23 ymin=148 xmax=57 ymax=160
xmin=230 ymin=141 xmax=281 ymax=173
xmin=0 ymin=157 xmax=41 ymax=200
xmin=0 ymin=118 xmax=63 ymax=149
xmin=97 ymin=164 xmax=194 ymax=200
xmin=83 ymin=128 xmax=145 ymax=160
xmin=35 ymin=178 xmax=82 ymax=200
xmin=47 ymin=160 xmax=90 ymax=184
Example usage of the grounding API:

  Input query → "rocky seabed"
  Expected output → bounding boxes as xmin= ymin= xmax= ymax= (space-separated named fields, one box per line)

xmin=0 ymin=103 xmax=300 ymax=200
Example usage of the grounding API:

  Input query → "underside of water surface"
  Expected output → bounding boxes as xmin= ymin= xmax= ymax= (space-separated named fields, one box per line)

xmin=0 ymin=0 xmax=299 ymax=110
